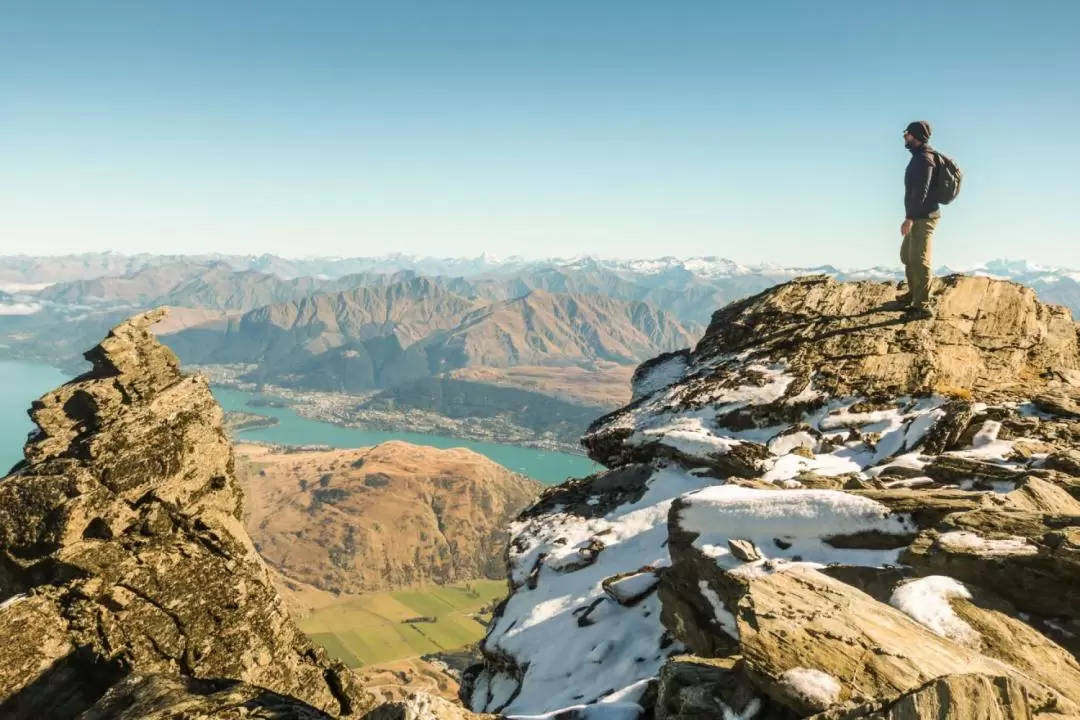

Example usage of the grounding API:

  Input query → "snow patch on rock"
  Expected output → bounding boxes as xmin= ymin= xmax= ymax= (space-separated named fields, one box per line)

xmin=471 ymin=468 xmax=715 ymax=716
xmin=631 ymin=353 xmax=690 ymax=402
xmin=680 ymin=485 xmax=915 ymax=570
xmin=936 ymin=531 xmax=1039 ymax=557
xmin=698 ymin=580 xmax=739 ymax=639
xmin=889 ymin=576 xmax=979 ymax=645
xmin=777 ymin=667 xmax=842 ymax=711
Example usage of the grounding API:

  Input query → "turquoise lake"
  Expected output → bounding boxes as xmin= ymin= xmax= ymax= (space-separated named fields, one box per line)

xmin=0 ymin=362 xmax=601 ymax=484
xmin=213 ymin=388 xmax=600 ymax=485
xmin=0 ymin=361 xmax=71 ymax=472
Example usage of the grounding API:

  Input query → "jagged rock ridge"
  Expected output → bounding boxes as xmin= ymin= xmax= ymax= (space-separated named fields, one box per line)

xmin=0 ymin=309 xmax=377 ymax=718
xmin=466 ymin=275 xmax=1080 ymax=719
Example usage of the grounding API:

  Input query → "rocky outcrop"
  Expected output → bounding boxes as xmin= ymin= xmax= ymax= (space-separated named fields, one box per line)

xmin=655 ymin=656 xmax=797 ymax=720
xmin=0 ymin=310 xmax=377 ymax=718
xmin=467 ymin=276 xmax=1080 ymax=719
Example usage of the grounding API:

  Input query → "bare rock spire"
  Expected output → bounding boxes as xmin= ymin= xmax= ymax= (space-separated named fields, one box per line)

xmin=0 ymin=309 xmax=376 ymax=718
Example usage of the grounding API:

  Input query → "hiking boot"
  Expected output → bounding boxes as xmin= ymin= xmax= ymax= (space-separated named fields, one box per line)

xmin=904 ymin=306 xmax=935 ymax=321
xmin=895 ymin=291 xmax=912 ymax=305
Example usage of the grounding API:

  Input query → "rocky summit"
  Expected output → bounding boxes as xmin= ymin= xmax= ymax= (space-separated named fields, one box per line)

xmin=466 ymin=275 xmax=1080 ymax=720
xmin=0 ymin=309 xmax=384 ymax=719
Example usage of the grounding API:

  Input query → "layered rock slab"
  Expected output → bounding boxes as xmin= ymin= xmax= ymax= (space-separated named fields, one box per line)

xmin=808 ymin=674 xmax=1059 ymax=720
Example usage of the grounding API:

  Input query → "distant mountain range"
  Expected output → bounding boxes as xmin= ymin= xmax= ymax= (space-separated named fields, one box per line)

xmin=4 ymin=250 xmax=1077 ymax=282
xmin=6 ymin=253 xmax=1078 ymax=327
xmin=2 ymin=253 xmax=1078 ymax=405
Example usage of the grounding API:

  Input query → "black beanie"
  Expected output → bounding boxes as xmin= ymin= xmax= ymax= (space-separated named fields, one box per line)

xmin=905 ymin=121 xmax=932 ymax=142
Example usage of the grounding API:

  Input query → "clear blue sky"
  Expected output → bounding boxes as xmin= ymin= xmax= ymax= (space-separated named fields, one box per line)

xmin=1 ymin=1 xmax=1077 ymax=268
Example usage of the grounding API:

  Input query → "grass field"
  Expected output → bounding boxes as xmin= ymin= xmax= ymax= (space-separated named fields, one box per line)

xmin=299 ymin=580 xmax=506 ymax=668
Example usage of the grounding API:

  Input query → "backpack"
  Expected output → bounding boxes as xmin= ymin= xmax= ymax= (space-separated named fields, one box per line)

xmin=931 ymin=150 xmax=963 ymax=205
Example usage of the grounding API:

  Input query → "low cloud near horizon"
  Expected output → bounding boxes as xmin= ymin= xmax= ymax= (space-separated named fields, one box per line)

xmin=0 ymin=303 xmax=42 ymax=316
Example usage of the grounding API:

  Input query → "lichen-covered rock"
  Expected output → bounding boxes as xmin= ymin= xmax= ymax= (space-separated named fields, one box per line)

xmin=662 ymin=482 xmax=1080 ymax=717
xmin=902 ymin=525 xmax=1080 ymax=628
xmin=939 ymin=585 xmax=1080 ymax=705
xmin=0 ymin=310 xmax=375 ymax=718
xmin=726 ymin=566 xmax=1077 ymax=715
xmin=583 ymin=274 xmax=1080 ymax=468
xmin=808 ymin=674 xmax=1048 ymax=720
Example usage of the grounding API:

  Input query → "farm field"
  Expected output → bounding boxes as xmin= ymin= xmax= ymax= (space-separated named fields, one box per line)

xmin=299 ymin=580 xmax=506 ymax=667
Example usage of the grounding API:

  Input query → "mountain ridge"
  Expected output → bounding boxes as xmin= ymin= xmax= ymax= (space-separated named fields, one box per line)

xmin=164 ymin=280 xmax=697 ymax=393
xmin=3 ymin=280 xmax=1080 ymax=719
xmin=464 ymin=274 xmax=1080 ymax=719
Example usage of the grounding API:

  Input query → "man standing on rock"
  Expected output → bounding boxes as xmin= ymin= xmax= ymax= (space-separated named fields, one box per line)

xmin=899 ymin=120 xmax=940 ymax=320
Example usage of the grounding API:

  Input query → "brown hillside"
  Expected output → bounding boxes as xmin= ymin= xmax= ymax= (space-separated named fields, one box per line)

xmin=236 ymin=442 xmax=543 ymax=595
xmin=430 ymin=289 xmax=696 ymax=368
xmin=242 ymin=277 xmax=482 ymax=352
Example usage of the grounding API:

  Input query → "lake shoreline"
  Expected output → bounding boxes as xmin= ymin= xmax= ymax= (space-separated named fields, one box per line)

xmin=0 ymin=360 xmax=71 ymax=473
xmin=188 ymin=365 xmax=596 ymax=456
xmin=0 ymin=360 xmax=603 ymax=486
xmin=206 ymin=379 xmax=591 ymax=457
xmin=212 ymin=386 xmax=602 ymax=486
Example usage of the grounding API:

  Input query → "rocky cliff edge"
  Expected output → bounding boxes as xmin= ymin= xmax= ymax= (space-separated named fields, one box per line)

xmin=466 ymin=275 xmax=1080 ymax=720
xmin=0 ymin=309 xmax=390 ymax=719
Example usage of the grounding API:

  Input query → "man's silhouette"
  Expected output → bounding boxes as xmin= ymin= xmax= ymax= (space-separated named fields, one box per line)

xmin=899 ymin=121 xmax=940 ymax=320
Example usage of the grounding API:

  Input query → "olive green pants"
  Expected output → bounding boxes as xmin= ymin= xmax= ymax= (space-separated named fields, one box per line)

xmin=900 ymin=217 xmax=939 ymax=309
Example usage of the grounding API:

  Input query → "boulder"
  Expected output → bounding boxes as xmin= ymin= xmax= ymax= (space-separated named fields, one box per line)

xmin=939 ymin=585 xmax=1080 ymax=705
xmin=729 ymin=566 xmax=1077 ymax=716
xmin=902 ymin=527 xmax=1080 ymax=623
xmin=655 ymin=655 xmax=797 ymax=720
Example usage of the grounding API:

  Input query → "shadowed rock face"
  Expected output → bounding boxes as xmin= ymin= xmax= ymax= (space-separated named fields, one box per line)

xmin=0 ymin=309 xmax=376 ymax=718
xmin=78 ymin=674 xmax=337 ymax=720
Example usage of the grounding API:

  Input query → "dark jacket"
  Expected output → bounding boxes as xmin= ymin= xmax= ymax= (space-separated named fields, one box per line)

xmin=905 ymin=145 xmax=941 ymax=220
